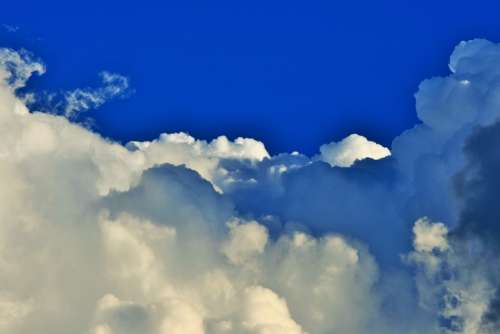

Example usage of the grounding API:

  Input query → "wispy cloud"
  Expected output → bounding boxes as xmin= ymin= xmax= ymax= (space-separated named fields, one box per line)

xmin=2 ymin=24 xmax=20 ymax=33
xmin=23 ymin=71 xmax=132 ymax=122
xmin=62 ymin=71 xmax=131 ymax=118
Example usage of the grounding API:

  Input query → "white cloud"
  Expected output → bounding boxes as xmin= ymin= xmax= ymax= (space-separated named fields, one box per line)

xmin=407 ymin=218 xmax=496 ymax=334
xmin=0 ymin=48 xmax=44 ymax=90
xmin=3 ymin=39 xmax=500 ymax=333
xmin=237 ymin=286 xmax=305 ymax=334
xmin=63 ymin=71 xmax=130 ymax=118
xmin=319 ymin=133 xmax=390 ymax=167
xmin=127 ymin=132 xmax=269 ymax=192
xmin=412 ymin=217 xmax=449 ymax=253
xmin=23 ymin=71 xmax=131 ymax=119
xmin=221 ymin=219 xmax=268 ymax=266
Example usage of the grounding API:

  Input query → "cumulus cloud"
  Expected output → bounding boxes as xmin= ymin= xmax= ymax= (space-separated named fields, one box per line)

xmin=221 ymin=219 xmax=268 ymax=266
xmin=407 ymin=217 xmax=498 ymax=333
xmin=412 ymin=217 xmax=449 ymax=253
xmin=3 ymin=39 xmax=500 ymax=333
xmin=319 ymin=133 xmax=391 ymax=167
xmin=126 ymin=132 xmax=269 ymax=192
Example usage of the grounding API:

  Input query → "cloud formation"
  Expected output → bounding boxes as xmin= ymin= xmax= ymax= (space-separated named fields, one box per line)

xmin=319 ymin=133 xmax=391 ymax=167
xmin=24 ymin=70 xmax=131 ymax=120
xmin=2 ymin=39 xmax=500 ymax=333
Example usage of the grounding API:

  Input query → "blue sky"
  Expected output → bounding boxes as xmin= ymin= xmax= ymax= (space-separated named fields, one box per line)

xmin=4 ymin=0 xmax=500 ymax=154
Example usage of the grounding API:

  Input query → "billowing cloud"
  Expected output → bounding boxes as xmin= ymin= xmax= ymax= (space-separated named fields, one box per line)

xmin=319 ymin=133 xmax=391 ymax=167
xmin=2 ymin=39 xmax=500 ymax=333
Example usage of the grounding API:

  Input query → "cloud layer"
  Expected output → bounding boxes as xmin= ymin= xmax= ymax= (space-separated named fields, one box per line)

xmin=1 ymin=39 xmax=500 ymax=333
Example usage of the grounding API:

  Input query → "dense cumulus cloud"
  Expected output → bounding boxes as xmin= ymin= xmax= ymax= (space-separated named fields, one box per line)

xmin=1 ymin=39 xmax=500 ymax=333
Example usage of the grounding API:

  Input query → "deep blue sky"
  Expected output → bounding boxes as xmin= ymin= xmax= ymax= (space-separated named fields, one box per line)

xmin=2 ymin=1 xmax=500 ymax=154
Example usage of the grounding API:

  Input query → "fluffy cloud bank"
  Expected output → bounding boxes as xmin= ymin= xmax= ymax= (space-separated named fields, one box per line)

xmin=2 ymin=39 xmax=500 ymax=333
